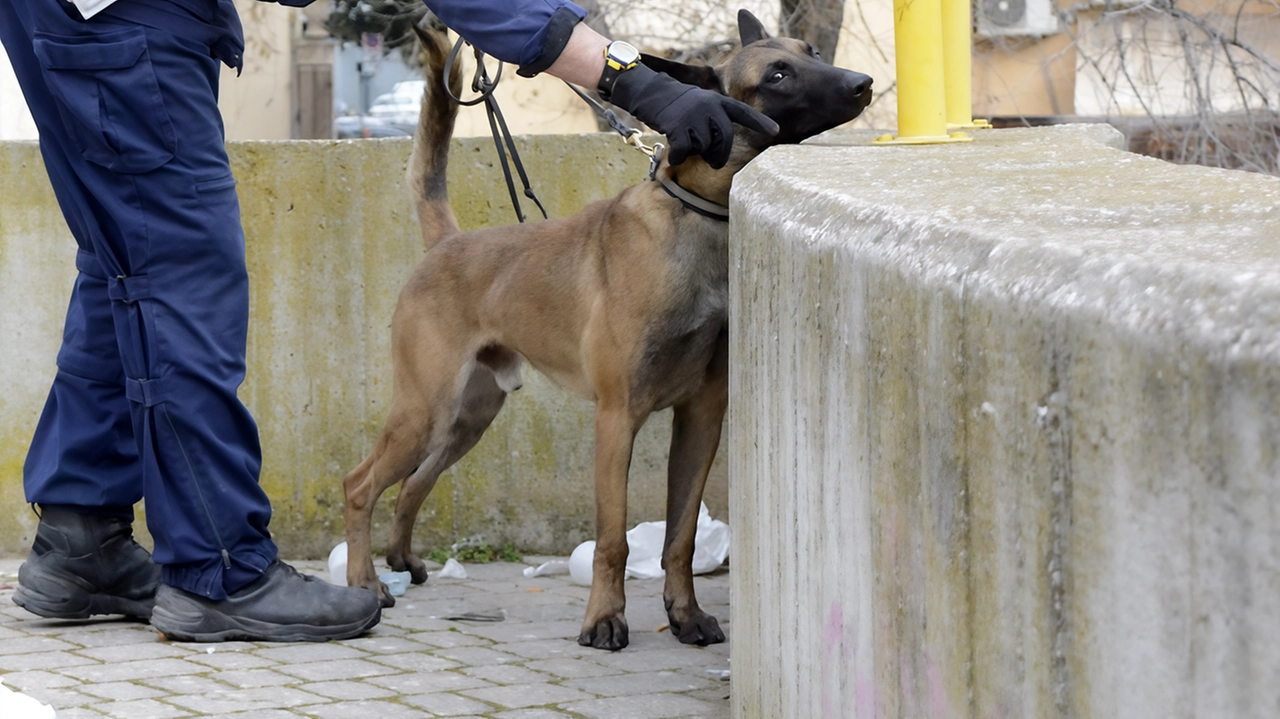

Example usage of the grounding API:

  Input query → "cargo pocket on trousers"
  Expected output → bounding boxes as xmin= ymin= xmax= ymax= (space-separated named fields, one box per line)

xmin=194 ymin=173 xmax=239 ymax=216
xmin=195 ymin=175 xmax=237 ymax=194
xmin=33 ymin=28 xmax=177 ymax=174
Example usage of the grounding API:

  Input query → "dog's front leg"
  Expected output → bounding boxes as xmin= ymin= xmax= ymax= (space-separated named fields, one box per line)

xmin=662 ymin=362 xmax=729 ymax=646
xmin=579 ymin=404 xmax=640 ymax=651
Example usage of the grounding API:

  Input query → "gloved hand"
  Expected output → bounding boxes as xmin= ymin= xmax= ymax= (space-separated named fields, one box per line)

xmin=607 ymin=64 xmax=779 ymax=169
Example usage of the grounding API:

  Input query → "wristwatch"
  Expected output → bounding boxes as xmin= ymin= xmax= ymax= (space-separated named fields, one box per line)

xmin=597 ymin=40 xmax=641 ymax=99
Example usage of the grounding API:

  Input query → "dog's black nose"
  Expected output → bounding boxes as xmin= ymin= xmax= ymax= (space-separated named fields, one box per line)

xmin=849 ymin=73 xmax=873 ymax=98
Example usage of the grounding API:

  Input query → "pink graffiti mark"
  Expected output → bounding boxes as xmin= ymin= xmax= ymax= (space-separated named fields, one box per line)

xmin=927 ymin=653 xmax=952 ymax=719
xmin=900 ymin=644 xmax=919 ymax=719
xmin=851 ymin=604 xmax=874 ymax=719
xmin=856 ymin=674 xmax=876 ymax=719
xmin=822 ymin=601 xmax=844 ymax=719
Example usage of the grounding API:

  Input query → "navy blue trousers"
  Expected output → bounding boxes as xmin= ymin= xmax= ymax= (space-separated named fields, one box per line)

xmin=1 ymin=1 xmax=277 ymax=599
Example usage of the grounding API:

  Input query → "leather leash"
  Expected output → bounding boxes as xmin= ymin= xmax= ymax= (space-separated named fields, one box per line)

xmin=440 ymin=38 xmax=727 ymax=222
xmin=444 ymin=38 xmax=547 ymax=224
xmin=564 ymin=82 xmax=728 ymax=220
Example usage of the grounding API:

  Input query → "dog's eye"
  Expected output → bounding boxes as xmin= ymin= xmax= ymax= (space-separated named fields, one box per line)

xmin=768 ymin=71 xmax=786 ymax=83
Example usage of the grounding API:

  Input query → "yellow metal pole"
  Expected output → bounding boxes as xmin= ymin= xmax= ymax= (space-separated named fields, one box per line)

xmin=874 ymin=0 xmax=970 ymax=145
xmin=941 ymin=0 xmax=991 ymax=130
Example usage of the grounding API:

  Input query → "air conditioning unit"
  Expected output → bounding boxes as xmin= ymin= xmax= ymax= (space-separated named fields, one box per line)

xmin=975 ymin=0 xmax=1061 ymax=38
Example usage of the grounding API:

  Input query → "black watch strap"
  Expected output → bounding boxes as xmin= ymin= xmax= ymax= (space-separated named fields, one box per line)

xmin=597 ymin=41 xmax=640 ymax=100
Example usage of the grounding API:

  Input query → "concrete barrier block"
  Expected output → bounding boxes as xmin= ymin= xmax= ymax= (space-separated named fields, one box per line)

xmin=729 ymin=125 xmax=1280 ymax=718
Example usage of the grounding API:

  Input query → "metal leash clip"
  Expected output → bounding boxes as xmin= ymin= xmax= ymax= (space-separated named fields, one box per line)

xmin=625 ymin=129 xmax=655 ymax=156
xmin=645 ymin=142 xmax=665 ymax=181
xmin=565 ymin=83 xmax=663 ymax=168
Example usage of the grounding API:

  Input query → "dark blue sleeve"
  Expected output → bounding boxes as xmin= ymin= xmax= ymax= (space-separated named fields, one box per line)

xmin=423 ymin=0 xmax=588 ymax=76
xmin=257 ymin=0 xmax=316 ymax=6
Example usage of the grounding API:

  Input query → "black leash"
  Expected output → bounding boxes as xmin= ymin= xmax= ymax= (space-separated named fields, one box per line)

xmin=440 ymin=37 xmax=718 ymax=221
xmin=563 ymin=83 xmax=641 ymax=146
xmin=566 ymin=83 xmax=731 ymax=219
xmin=444 ymin=38 xmax=547 ymax=224
xmin=562 ymin=82 xmax=664 ymax=179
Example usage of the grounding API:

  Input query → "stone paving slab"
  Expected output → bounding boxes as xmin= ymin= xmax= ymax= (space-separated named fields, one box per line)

xmin=0 ymin=559 xmax=731 ymax=718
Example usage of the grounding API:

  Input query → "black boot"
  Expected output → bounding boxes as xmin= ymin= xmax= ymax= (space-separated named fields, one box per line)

xmin=14 ymin=505 xmax=160 ymax=620
xmin=150 ymin=560 xmax=381 ymax=642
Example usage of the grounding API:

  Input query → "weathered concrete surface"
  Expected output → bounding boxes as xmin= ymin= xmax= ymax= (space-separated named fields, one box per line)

xmin=729 ymin=125 xmax=1280 ymax=719
xmin=0 ymin=135 xmax=728 ymax=559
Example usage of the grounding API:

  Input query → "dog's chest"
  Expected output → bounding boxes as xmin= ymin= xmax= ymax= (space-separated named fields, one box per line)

xmin=663 ymin=227 xmax=729 ymax=338
xmin=632 ymin=230 xmax=728 ymax=405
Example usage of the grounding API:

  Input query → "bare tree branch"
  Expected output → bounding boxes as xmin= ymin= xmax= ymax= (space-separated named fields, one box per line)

xmin=780 ymin=0 xmax=847 ymax=60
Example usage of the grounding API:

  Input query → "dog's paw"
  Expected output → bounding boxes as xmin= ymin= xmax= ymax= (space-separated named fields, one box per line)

xmin=668 ymin=609 xmax=725 ymax=646
xmin=578 ymin=615 xmax=629 ymax=651
xmin=359 ymin=578 xmax=396 ymax=608
xmin=387 ymin=552 xmax=430 ymax=585
xmin=349 ymin=569 xmax=396 ymax=609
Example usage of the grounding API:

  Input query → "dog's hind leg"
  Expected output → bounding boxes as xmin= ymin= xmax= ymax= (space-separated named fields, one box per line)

xmin=661 ymin=333 xmax=729 ymax=646
xmin=385 ymin=363 xmax=508 ymax=585
xmin=343 ymin=404 xmax=434 ymax=607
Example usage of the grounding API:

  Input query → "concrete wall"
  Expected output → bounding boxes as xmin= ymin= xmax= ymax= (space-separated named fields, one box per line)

xmin=0 ymin=135 xmax=728 ymax=559
xmin=974 ymin=30 xmax=1078 ymax=117
xmin=729 ymin=124 xmax=1280 ymax=718
xmin=973 ymin=0 xmax=1280 ymax=120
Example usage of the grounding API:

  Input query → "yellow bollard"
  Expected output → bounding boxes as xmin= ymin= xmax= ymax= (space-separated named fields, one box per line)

xmin=941 ymin=0 xmax=991 ymax=130
xmin=875 ymin=0 xmax=971 ymax=145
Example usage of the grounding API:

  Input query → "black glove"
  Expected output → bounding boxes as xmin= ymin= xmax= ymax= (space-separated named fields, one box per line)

xmin=607 ymin=64 xmax=779 ymax=169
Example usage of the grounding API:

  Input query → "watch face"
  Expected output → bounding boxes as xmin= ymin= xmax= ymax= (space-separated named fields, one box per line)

xmin=609 ymin=41 xmax=640 ymax=65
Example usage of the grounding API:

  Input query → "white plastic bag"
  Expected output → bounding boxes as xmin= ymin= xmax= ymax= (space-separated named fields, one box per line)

xmin=327 ymin=541 xmax=348 ymax=586
xmin=690 ymin=502 xmax=731 ymax=575
xmin=567 ymin=503 xmax=729 ymax=584
xmin=522 ymin=559 xmax=570 ymax=578
xmin=378 ymin=571 xmax=411 ymax=596
xmin=436 ymin=557 xmax=468 ymax=579
xmin=0 ymin=678 xmax=56 ymax=719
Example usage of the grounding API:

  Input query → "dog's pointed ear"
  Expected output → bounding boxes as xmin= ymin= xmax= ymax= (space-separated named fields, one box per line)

xmin=738 ymin=9 xmax=771 ymax=46
xmin=640 ymin=54 xmax=721 ymax=91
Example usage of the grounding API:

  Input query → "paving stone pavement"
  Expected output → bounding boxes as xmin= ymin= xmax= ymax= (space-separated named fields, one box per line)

xmin=0 ymin=558 xmax=732 ymax=718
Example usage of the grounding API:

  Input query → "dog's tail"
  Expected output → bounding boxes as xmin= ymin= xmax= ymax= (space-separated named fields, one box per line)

xmin=408 ymin=21 xmax=463 ymax=251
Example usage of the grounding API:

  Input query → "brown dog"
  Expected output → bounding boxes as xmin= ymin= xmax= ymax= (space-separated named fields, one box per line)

xmin=343 ymin=9 xmax=872 ymax=651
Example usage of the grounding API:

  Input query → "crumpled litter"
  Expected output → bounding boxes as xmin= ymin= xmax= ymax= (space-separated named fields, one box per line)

xmin=443 ymin=610 xmax=505 ymax=622
xmin=327 ymin=541 xmax=348 ymax=586
xmin=436 ymin=557 xmax=468 ymax=579
xmin=522 ymin=559 xmax=570 ymax=578
xmin=568 ymin=502 xmax=730 ymax=585
xmin=378 ymin=571 xmax=411 ymax=596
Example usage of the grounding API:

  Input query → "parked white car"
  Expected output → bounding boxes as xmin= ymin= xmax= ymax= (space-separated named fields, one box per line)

xmin=367 ymin=80 xmax=424 ymax=131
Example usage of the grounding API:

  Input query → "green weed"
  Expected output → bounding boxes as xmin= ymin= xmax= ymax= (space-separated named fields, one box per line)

xmin=426 ymin=542 xmax=522 ymax=565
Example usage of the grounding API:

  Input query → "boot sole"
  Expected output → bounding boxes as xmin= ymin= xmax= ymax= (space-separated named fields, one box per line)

xmin=150 ymin=596 xmax=382 ymax=643
xmin=13 ymin=573 xmax=154 ymax=620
